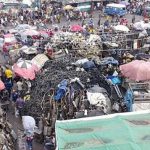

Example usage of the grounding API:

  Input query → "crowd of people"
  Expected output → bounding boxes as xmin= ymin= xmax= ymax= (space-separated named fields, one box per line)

xmin=0 ymin=0 xmax=148 ymax=28
xmin=0 ymin=0 xmax=149 ymax=150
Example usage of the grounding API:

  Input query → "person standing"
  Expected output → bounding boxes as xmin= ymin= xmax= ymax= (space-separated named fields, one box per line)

xmin=3 ymin=44 xmax=10 ymax=63
xmin=97 ymin=14 xmax=101 ymax=26
xmin=132 ymin=15 xmax=135 ymax=23
xmin=15 ymin=95 xmax=25 ymax=118
xmin=11 ymin=89 xmax=19 ymax=114
xmin=82 ymin=19 xmax=85 ymax=27
xmin=20 ymin=15 xmax=24 ymax=23
xmin=25 ymin=130 xmax=34 ymax=150
xmin=0 ymin=65 xmax=5 ymax=81
xmin=4 ymin=78 xmax=13 ymax=98
xmin=17 ymin=79 xmax=23 ymax=94
xmin=5 ymin=66 xmax=13 ymax=81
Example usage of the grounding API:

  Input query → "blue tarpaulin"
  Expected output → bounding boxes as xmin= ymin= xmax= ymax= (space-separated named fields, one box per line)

xmin=82 ymin=61 xmax=96 ymax=70
xmin=124 ymin=89 xmax=133 ymax=112
xmin=107 ymin=76 xmax=121 ymax=85
xmin=100 ymin=57 xmax=119 ymax=65
xmin=54 ymin=79 xmax=68 ymax=101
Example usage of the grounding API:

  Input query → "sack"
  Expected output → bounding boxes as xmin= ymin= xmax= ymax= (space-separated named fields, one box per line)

xmin=22 ymin=116 xmax=35 ymax=131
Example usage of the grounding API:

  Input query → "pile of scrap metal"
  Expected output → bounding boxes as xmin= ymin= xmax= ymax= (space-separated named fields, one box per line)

xmin=24 ymin=55 xmax=127 ymax=139
xmin=0 ymin=108 xmax=16 ymax=150
xmin=24 ymin=55 xmax=91 ymax=118
xmin=47 ymin=33 xmax=102 ymax=58
xmin=101 ymin=32 xmax=127 ymax=50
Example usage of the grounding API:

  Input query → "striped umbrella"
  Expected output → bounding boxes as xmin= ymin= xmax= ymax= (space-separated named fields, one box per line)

xmin=17 ymin=60 xmax=33 ymax=69
xmin=13 ymin=59 xmax=39 ymax=80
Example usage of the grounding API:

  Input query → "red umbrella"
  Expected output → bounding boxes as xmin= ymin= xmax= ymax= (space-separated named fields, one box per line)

xmin=120 ymin=60 xmax=150 ymax=81
xmin=13 ymin=59 xmax=39 ymax=80
xmin=0 ymin=80 xmax=5 ymax=91
xmin=70 ymin=25 xmax=83 ymax=32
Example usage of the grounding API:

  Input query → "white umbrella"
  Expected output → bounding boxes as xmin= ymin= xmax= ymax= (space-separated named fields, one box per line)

xmin=4 ymin=34 xmax=17 ymax=43
xmin=16 ymin=59 xmax=33 ymax=69
xmin=23 ymin=30 xmax=39 ymax=36
xmin=13 ymin=59 xmax=39 ymax=80
xmin=15 ymin=24 xmax=37 ymax=31
xmin=22 ymin=116 xmax=35 ymax=134
xmin=133 ymin=21 xmax=150 ymax=31
xmin=113 ymin=25 xmax=129 ymax=32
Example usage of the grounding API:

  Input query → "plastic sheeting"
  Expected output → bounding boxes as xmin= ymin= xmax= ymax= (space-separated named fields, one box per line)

xmin=87 ymin=85 xmax=111 ymax=113
xmin=100 ymin=57 xmax=118 ymax=65
xmin=31 ymin=54 xmax=49 ymax=69
xmin=133 ymin=103 xmax=150 ymax=111
xmin=22 ymin=116 xmax=35 ymax=134
xmin=107 ymin=76 xmax=121 ymax=85
xmin=56 ymin=111 xmax=150 ymax=150
xmin=54 ymin=80 xmax=68 ymax=101
xmin=87 ymin=92 xmax=106 ymax=106
xmin=124 ymin=89 xmax=133 ymax=112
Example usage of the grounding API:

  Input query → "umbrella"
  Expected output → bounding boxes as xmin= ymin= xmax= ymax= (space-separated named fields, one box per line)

xmin=120 ymin=60 xmax=150 ymax=81
xmin=13 ymin=59 xmax=39 ymax=80
xmin=0 ymin=80 xmax=5 ymax=91
xmin=133 ymin=21 xmax=150 ymax=31
xmin=4 ymin=34 xmax=17 ymax=43
xmin=113 ymin=25 xmax=129 ymax=32
xmin=63 ymin=5 xmax=74 ymax=10
xmin=70 ymin=25 xmax=83 ymax=32
xmin=15 ymin=24 xmax=37 ymax=31
xmin=23 ymin=30 xmax=39 ymax=36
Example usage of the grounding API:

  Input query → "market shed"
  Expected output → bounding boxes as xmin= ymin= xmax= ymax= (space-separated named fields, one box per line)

xmin=56 ymin=111 xmax=150 ymax=150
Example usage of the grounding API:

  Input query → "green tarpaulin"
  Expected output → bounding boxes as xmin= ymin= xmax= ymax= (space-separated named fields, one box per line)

xmin=55 ymin=111 xmax=150 ymax=150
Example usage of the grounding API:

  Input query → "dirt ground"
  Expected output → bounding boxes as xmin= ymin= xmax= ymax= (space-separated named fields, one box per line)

xmin=7 ymin=111 xmax=43 ymax=150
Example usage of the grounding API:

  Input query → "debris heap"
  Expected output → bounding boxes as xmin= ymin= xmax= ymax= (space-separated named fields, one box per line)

xmin=0 ymin=108 xmax=16 ymax=150
xmin=25 ymin=55 xmax=92 ymax=118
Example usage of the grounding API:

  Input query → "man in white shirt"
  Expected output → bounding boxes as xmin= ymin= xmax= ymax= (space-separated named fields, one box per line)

xmin=20 ymin=15 xmax=24 ymax=23
xmin=17 ymin=80 xmax=23 ymax=92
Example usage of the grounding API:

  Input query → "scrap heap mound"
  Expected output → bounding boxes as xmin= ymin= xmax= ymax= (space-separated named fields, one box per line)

xmin=0 ymin=108 xmax=16 ymax=150
xmin=25 ymin=55 xmax=92 ymax=118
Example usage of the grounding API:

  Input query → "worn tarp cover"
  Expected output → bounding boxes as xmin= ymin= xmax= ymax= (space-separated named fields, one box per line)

xmin=55 ymin=111 xmax=150 ymax=150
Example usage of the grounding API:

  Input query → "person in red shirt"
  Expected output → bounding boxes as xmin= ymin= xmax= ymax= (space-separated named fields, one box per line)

xmin=2 ymin=43 xmax=9 ymax=63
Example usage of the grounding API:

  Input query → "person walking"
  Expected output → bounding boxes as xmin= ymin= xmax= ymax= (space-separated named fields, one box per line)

xmin=17 ymin=79 xmax=23 ymax=94
xmin=15 ymin=95 xmax=25 ymax=118
xmin=98 ymin=14 xmax=101 ymax=26
xmin=132 ymin=15 xmax=135 ymax=24
xmin=4 ymin=78 xmax=13 ymax=98
xmin=11 ymin=89 xmax=19 ymax=114
xmin=25 ymin=130 xmax=34 ymax=150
